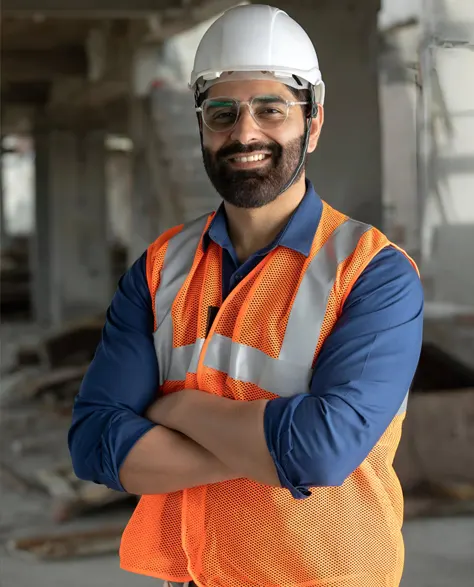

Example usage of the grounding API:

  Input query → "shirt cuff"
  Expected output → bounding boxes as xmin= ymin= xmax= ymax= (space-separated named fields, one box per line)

xmin=264 ymin=395 xmax=312 ymax=500
xmin=101 ymin=414 xmax=157 ymax=492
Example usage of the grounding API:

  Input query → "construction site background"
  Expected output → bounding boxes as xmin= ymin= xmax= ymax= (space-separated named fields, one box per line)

xmin=1 ymin=1 xmax=473 ymax=586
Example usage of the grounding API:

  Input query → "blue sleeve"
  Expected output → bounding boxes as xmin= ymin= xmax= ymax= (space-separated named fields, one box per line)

xmin=264 ymin=246 xmax=424 ymax=499
xmin=68 ymin=252 xmax=159 ymax=492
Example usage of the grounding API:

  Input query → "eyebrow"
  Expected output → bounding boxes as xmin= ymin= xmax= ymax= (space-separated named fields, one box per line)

xmin=207 ymin=94 xmax=287 ymax=105
xmin=254 ymin=95 xmax=286 ymax=102
xmin=206 ymin=99 xmax=235 ymax=107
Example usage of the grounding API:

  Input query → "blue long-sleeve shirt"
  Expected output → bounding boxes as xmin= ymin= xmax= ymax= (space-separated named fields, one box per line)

xmin=68 ymin=181 xmax=424 ymax=497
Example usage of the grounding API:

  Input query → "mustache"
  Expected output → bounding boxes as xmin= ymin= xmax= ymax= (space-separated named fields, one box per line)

xmin=216 ymin=141 xmax=281 ymax=160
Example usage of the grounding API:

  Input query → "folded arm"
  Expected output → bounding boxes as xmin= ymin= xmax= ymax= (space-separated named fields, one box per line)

xmin=68 ymin=252 xmax=238 ymax=495
xmin=146 ymin=390 xmax=280 ymax=487
xmin=147 ymin=247 xmax=424 ymax=498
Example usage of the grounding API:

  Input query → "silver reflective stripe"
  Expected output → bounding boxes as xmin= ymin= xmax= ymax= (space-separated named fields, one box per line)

xmin=280 ymin=218 xmax=371 ymax=366
xmin=203 ymin=334 xmax=313 ymax=397
xmin=153 ymin=215 xmax=209 ymax=382
xmin=155 ymin=214 xmax=209 ymax=329
xmin=154 ymin=313 xmax=173 ymax=386
xmin=397 ymin=391 xmax=409 ymax=415
xmin=167 ymin=338 xmax=205 ymax=381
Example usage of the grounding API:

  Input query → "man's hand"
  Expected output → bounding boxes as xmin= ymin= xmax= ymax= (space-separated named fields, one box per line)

xmin=119 ymin=424 xmax=240 ymax=495
xmin=146 ymin=389 xmax=281 ymax=488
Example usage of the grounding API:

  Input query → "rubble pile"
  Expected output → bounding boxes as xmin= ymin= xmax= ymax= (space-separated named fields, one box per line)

xmin=0 ymin=319 xmax=135 ymax=560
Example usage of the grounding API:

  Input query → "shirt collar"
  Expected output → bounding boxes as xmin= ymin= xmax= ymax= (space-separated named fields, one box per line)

xmin=203 ymin=180 xmax=322 ymax=258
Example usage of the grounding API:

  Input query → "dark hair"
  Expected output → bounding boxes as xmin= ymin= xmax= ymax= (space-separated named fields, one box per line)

xmin=288 ymin=86 xmax=312 ymax=117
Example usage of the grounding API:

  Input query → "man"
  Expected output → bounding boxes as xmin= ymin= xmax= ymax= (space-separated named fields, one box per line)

xmin=69 ymin=5 xmax=423 ymax=587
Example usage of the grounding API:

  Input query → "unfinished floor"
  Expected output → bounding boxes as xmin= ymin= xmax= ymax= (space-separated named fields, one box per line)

xmin=1 ymin=517 xmax=474 ymax=587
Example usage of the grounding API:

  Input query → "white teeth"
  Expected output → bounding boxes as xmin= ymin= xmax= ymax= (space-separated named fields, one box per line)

xmin=233 ymin=154 xmax=267 ymax=163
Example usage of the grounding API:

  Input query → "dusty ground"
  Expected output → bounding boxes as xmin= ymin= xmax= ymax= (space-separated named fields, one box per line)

xmin=1 ymin=320 xmax=473 ymax=587
xmin=2 ymin=514 xmax=473 ymax=587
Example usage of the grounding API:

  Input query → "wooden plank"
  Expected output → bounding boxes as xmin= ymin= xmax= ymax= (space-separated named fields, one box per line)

xmin=395 ymin=389 xmax=474 ymax=490
xmin=6 ymin=364 xmax=88 ymax=402
xmin=35 ymin=462 xmax=133 ymax=522
xmin=6 ymin=526 xmax=124 ymax=560
xmin=0 ymin=461 xmax=43 ymax=494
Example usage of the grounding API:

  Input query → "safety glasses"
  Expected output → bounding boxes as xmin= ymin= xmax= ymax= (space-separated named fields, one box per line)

xmin=195 ymin=95 xmax=309 ymax=133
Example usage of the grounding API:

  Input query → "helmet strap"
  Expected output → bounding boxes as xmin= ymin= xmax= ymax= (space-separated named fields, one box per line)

xmin=310 ymin=85 xmax=318 ymax=118
xmin=276 ymin=86 xmax=317 ymax=196
xmin=195 ymin=87 xmax=205 ymax=147
xmin=276 ymin=116 xmax=311 ymax=197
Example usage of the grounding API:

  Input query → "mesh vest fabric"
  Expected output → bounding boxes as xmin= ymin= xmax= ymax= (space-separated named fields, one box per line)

xmin=120 ymin=201 xmax=416 ymax=587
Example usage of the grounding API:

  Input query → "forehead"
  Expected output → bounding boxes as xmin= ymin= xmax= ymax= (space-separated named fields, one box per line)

xmin=206 ymin=79 xmax=295 ymax=101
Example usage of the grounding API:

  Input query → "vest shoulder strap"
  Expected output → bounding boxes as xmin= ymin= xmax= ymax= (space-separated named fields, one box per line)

xmin=146 ymin=214 xmax=213 ymax=326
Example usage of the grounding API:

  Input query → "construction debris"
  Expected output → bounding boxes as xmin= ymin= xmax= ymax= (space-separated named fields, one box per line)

xmin=404 ymin=494 xmax=474 ymax=520
xmin=0 ymin=460 xmax=44 ymax=495
xmin=6 ymin=318 xmax=104 ymax=374
xmin=36 ymin=462 xmax=134 ymax=523
xmin=0 ymin=364 xmax=89 ymax=414
xmin=6 ymin=526 xmax=124 ymax=561
xmin=411 ymin=342 xmax=474 ymax=391
xmin=0 ymin=237 xmax=31 ymax=318
xmin=11 ymin=430 xmax=68 ymax=456
xmin=5 ymin=364 xmax=88 ymax=403
xmin=1 ymin=239 xmax=127 ymax=321
xmin=1 ymin=318 xmax=104 ymax=408
xmin=394 ymin=389 xmax=474 ymax=491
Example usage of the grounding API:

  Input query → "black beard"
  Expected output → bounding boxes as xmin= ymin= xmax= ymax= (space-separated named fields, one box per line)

xmin=202 ymin=135 xmax=306 ymax=209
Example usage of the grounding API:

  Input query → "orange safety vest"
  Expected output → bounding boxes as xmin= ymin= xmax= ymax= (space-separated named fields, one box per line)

xmin=120 ymin=200 xmax=417 ymax=587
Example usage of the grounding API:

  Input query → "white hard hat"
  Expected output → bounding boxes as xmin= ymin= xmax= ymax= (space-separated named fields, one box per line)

xmin=190 ymin=4 xmax=325 ymax=104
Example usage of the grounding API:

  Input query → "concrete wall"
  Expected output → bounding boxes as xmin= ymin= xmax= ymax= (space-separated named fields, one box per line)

xmin=379 ymin=81 xmax=418 ymax=251
xmin=418 ymin=0 xmax=474 ymax=303
xmin=378 ymin=0 xmax=474 ymax=309
xmin=278 ymin=1 xmax=383 ymax=228
xmin=378 ymin=23 xmax=421 ymax=255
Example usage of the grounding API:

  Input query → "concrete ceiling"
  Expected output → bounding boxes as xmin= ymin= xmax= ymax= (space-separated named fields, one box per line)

xmin=3 ymin=0 xmax=196 ymax=18
xmin=1 ymin=0 xmax=381 ymax=133
xmin=0 ymin=0 xmax=241 ymax=133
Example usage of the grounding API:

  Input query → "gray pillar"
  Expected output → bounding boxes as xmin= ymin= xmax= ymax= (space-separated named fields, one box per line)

xmin=33 ymin=127 xmax=112 ymax=327
xmin=0 ymin=148 xmax=8 ymax=249
xmin=277 ymin=0 xmax=382 ymax=228
xmin=128 ymin=97 xmax=163 ymax=266
xmin=32 ymin=130 xmax=52 ymax=326
xmin=106 ymin=150 xmax=132 ymax=249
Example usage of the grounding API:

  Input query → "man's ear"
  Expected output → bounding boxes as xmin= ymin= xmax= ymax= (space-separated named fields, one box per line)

xmin=307 ymin=105 xmax=324 ymax=154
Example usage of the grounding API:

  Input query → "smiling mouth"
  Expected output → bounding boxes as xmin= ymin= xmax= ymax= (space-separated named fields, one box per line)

xmin=227 ymin=153 xmax=271 ymax=164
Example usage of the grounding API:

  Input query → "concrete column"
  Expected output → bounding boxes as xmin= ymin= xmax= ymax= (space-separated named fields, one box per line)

xmin=128 ymin=97 xmax=161 ymax=265
xmin=32 ymin=127 xmax=112 ymax=327
xmin=32 ymin=129 xmax=52 ymax=326
xmin=129 ymin=93 xmax=181 ymax=265
xmin=127 ymin=44 xmax=182 ymax=266
xmin=0 ymin=148 xmax=7 ymax=248
xmin=106 ymin=150 xmax=132 ymax=249
xmin=276 ymin=0 xmax=383 ymax=228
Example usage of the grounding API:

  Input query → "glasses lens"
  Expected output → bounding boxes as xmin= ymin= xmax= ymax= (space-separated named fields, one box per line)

xmin=251 ymin=96 xmax=289 ymax=129
xmin=202 ymin=98 xmax=239 ymax=132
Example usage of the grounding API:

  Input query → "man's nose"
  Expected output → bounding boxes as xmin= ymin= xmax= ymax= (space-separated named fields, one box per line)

xmin=229 ymin=107 xmax=262 ymax=144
